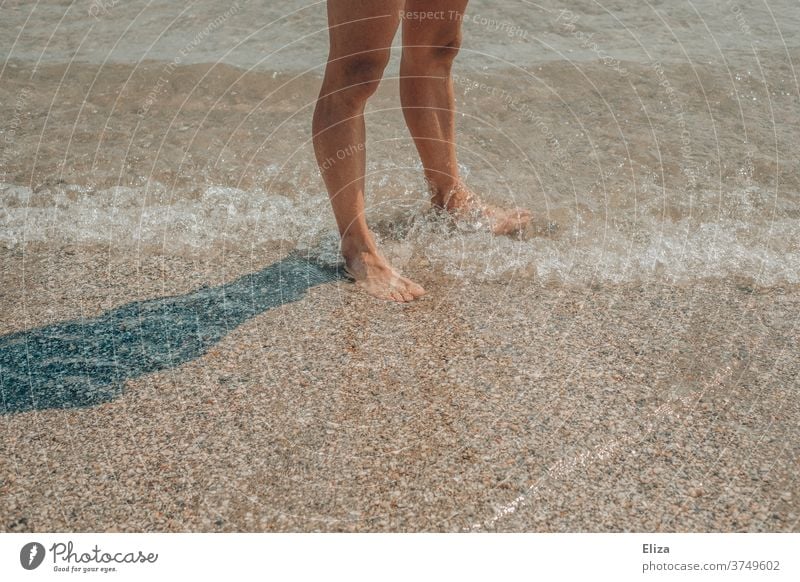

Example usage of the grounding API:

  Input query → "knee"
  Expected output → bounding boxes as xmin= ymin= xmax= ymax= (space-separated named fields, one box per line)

xmin=432 ymin=33 xmax=462 ymax=63
xmin=404 ymin=30 xmax=463 ymax=68
xmin=325 ymin=52 xmax=391 ymax=105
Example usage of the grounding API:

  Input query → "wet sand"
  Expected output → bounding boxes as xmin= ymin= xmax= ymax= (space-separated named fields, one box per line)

xmin=1 ymin=245 xmax=798 ymax=532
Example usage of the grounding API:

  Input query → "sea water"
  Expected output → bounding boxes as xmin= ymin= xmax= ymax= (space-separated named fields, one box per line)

xmin=1 ymin=0 xmax=798 ymax=285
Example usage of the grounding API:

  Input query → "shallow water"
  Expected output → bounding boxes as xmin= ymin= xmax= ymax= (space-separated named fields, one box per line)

xmin=1 ymin=0 xmax=799 ymax=285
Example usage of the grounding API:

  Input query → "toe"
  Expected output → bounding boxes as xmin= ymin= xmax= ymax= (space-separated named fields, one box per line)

xmin=377 ymin=290 xmax=396 ymax=302
xmin=408 ymin=281 xmax=426 ymax=297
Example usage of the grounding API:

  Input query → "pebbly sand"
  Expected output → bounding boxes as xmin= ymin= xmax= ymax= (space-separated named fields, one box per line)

xmin=1 ymin=243 xmax=798 ymax=532
xmin=2 ymin=0 xmax=799 ymax=532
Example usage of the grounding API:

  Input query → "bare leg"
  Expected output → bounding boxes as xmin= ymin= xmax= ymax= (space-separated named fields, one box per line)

xmin=312 ymin=0 xmax=425 ymax=302
xmin=400 ymin=0 xmax=531 ymax=234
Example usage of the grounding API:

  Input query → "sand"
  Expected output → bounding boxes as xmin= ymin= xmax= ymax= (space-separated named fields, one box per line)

xmin=2 ymin=245 xmax=797 ymax=532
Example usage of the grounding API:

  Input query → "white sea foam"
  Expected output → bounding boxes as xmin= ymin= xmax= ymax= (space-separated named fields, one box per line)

xmin=2 ymin=182 xmax=797 ymax=286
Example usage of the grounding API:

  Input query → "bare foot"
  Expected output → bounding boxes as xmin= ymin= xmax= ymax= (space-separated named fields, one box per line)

xmin=341 ymin=235 xmax=426 ymax=302
xmin=432 ymin=181 xmax=532 ymax=235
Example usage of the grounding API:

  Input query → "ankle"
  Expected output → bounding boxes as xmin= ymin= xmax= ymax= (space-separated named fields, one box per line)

xmin=430 ymin=180 xmax=473 ymax=209
xmin=427 ymin=178 xmax=460 ymax=203
xmin=340 ymin=232 xmax=378 ymax=258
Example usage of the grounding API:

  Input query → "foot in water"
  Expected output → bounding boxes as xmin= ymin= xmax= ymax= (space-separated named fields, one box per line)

xmin=341 ymin=233 xmax=426 ymax=303
xmin=339 ymin=182 xmax=529 ymax=302
xmin=431 ymin=181 xmax=532 ymax=235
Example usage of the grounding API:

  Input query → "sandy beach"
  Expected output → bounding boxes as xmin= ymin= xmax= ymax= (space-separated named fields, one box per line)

xmin=2 ymin=0 xmax=799 ymax=532
xmin=2 ymin=243 xmax=798 ymax=531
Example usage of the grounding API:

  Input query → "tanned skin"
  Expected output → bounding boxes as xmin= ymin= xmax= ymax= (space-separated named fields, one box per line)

xmin=312 ymin=0 xmax=531 ymax=302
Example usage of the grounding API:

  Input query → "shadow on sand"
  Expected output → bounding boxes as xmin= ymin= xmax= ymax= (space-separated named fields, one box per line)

xmin=0 ymin=252 xmax=346 ymax=415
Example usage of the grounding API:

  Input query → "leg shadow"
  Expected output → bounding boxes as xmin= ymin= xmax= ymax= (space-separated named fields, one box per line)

xmin=0 ymin=252 xmax=347 ymax=415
